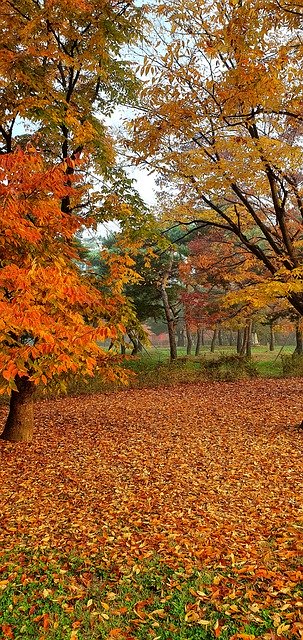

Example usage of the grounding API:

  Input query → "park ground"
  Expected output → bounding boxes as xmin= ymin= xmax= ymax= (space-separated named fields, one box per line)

xmin=0 ymin=377 xmax=302 ymax=640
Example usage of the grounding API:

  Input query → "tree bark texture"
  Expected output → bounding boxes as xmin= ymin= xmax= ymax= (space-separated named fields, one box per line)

xmin=237 ymin=329 xmax=243 ymax=354
xmin=160 ymin=261 xmax=177 ymax=361
xmin=186 ymin=324 xmax=192 ymax=355
xmin=1 ymin=376 xmax=35 ymax=442
xmin=246 ymin=320 xmax=252 ymax=357
xmin=294 ymin=321 xmax=303 ymax=355
xmin=240 ymin=321 xmax=252 ymax=357
xmin=269 ymin=322 xmax=275 ymax=351
xmin=195 ymin=327 xmax=203 ymax=356
xmin=177 ymin=328 xmax=185 ymax=347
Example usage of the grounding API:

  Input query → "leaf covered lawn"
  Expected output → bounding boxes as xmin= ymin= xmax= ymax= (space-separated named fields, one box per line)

xmin=0 ymin=379 xmax=302 ymax=640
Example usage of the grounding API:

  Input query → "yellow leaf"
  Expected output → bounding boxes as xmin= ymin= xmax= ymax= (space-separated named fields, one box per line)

xmin=277 ymin=624 xmax=290 ymax=636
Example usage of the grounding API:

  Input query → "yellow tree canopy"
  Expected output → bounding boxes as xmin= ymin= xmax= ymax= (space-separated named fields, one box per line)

xmin=129 ymin=0 xmax=303 ymax=314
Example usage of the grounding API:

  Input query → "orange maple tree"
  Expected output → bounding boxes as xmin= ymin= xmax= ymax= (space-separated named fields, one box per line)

xmin=0 ymin=149 xmax=137 ymax=442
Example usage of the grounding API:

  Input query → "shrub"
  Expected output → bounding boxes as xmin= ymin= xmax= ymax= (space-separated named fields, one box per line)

xmin=281 ymin=353 xmax=303 ymax=377
xmin=200 ymin=354 xmax=259 ymax=381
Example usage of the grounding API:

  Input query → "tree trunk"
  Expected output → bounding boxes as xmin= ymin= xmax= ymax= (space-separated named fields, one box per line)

xmin=210 ymin=328 xmax=218 ymax=353
xmin=177 ymin=328 xmax=185 ymax=347
xmin=201 ymin=328 xmax=205 ymax=347
xmin=195 ymin=327 xmax=203 ymax=356
xmin=1 ymin=376 xmax=35 ymax=442
xmin=294 ymin=320 xmax=303 ymax=355
xmin=160 ymin=281 xmax=177 ymax=361
xmin=269 ymin=322 xmax=275 ymax=351
xmin=128 ymin=331 xmax=139 ymax=355
xmin=246 ymin=320 xmax=252 ymax=358
xmin=240 ymin=326 xmax=248 ymax=356
xmin=218 ymin=328 xmax=223 ymax=346
xmin=229 ymin=330 xmax=233 ymax=347
xmin=186 ymin=324 xmax=192 ymax=356
xmin=237 ymin=329 xmax=243 ymax=354
xmin=240 ymin=321 xmax=252 ymax=357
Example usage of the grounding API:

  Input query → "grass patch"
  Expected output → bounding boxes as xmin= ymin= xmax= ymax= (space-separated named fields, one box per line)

xmin=0 ymin=548 xmax=301 ymax=640
xmin=0 ymin=346 xmax=292 ymax=407
xmin=281 ymin=353 xmax=303 ymax=377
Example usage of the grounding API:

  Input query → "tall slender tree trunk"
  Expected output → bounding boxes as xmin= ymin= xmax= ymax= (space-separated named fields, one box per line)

xmin=246 ymin=320 xmax=252 ymax=357
xmin=1 ymin=376 xmax=35 ymax=442
xmin=177 ymin=327 xmax=185 ymax=347
xmin=229 ymin=330 xmax=233 ymax=347
xmin=240 ymin=326 xmax=248 ymax=356
xmin=269 ymin=322 xmax=275 ymax=351
xmin=237 ymin=329 xmax=243 ymax=354
xmin=195 ymin=327 xmax=203 ymax=356
xmin=218 ymin=328 xmax=223 ymax=346
xmin=210 ymin=328 xmax=218 ymax=353
xmin=294 ymin=320 xmax=303 ymax=355
xmin=160 ymin=260 xmax=177 ymax=361
xmin=186 ymin=323 xmax=193 ymax=356
xmin=240 ymin=321 xmax=252 ymax=357
xmin=201 ymin=328 xmax=205 ymax=347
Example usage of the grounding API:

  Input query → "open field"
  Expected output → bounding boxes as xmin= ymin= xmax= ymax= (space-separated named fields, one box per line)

xmin=0 ymin=379 xmax=302 ymax=639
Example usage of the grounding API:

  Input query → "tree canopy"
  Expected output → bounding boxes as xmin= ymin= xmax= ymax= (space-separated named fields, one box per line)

xmin=128 ymin=0 xmax=303 ymax=316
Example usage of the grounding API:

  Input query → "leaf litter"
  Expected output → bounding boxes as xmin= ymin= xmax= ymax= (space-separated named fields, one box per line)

xmin=0 ymin=378 xmax=302 ymax=639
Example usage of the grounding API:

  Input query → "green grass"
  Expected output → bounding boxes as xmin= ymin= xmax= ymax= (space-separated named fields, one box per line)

xmin=1 ymin=548 xmax=301 ymax=640
xmin=37 ymin=344 xmax=298 ymax=400
xmin=0 ymin=345 xmax=297 ymax=407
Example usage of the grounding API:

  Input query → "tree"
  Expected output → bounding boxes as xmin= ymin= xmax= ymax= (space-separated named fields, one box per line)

xmin=129 ymin=0 xmax=303 ymax=320
xmin=0 ymin=1 xmax=145 ymax=441
xmin=0 ymin=149 xmax=138 ymax=442
xmin=179 ymin=229 xmax=259 ymax=356
xmin=90 ymin=229 xmax=185 ymax=360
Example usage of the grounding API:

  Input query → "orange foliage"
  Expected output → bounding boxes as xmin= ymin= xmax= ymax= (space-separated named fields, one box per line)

xmin=0 ymin=149 xmax=135 ymax=393
xmin=0 ymin=380 xmax=302 ymax=634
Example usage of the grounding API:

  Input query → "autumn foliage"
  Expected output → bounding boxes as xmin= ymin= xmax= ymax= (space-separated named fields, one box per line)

xmin=0 ymin=149 xmax=130 ymax=399
xmin=130 ymin=0 xmax=303 ymax=317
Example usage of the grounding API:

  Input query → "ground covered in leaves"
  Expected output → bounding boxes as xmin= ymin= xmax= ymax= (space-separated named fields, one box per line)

xmin=0 ymin=379 xmax=302 ymax=640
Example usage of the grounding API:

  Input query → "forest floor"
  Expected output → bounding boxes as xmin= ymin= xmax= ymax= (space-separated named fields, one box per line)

xmin=0 ymin=378 xmax=302 ymax=640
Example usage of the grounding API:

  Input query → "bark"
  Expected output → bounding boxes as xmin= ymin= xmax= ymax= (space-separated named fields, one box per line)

xmin=195 ymin=328 xmax=203 ymax=356
xmin=294 ymin=321 xmax=303 ymax=355
xmin=246 ymin=320 xmax=252 ymax=358
xmin=240 ymin=321 xmax=252 ymax=357
xmin=210 ymin=328 xmax=218 ymax=353
xmin=1 ymin=376 xmax=35 ymax=442
xmin=237 ymin=329 xmax=243 ymax=354
xmin=240 ymin=326 xmax=248 ymax=356
xmin=218 ymin=328 xmax=223 ymax=346
xmin=229 ymin=330 xmax=233 ymax=347
xmin=177 ymin=328 xmax=185 ymax=347
xmin=129 ymin=333 xmax=139 ymax=355
xmin=201 ymin=328 xmax=205 ymax=347
xmin=160 ymin=261 xmax=177 ymax=361
xmin=269 ymin=322 xmax=275 ymax=351
xmin=186 ymin=324 xmax=193 ymax=355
